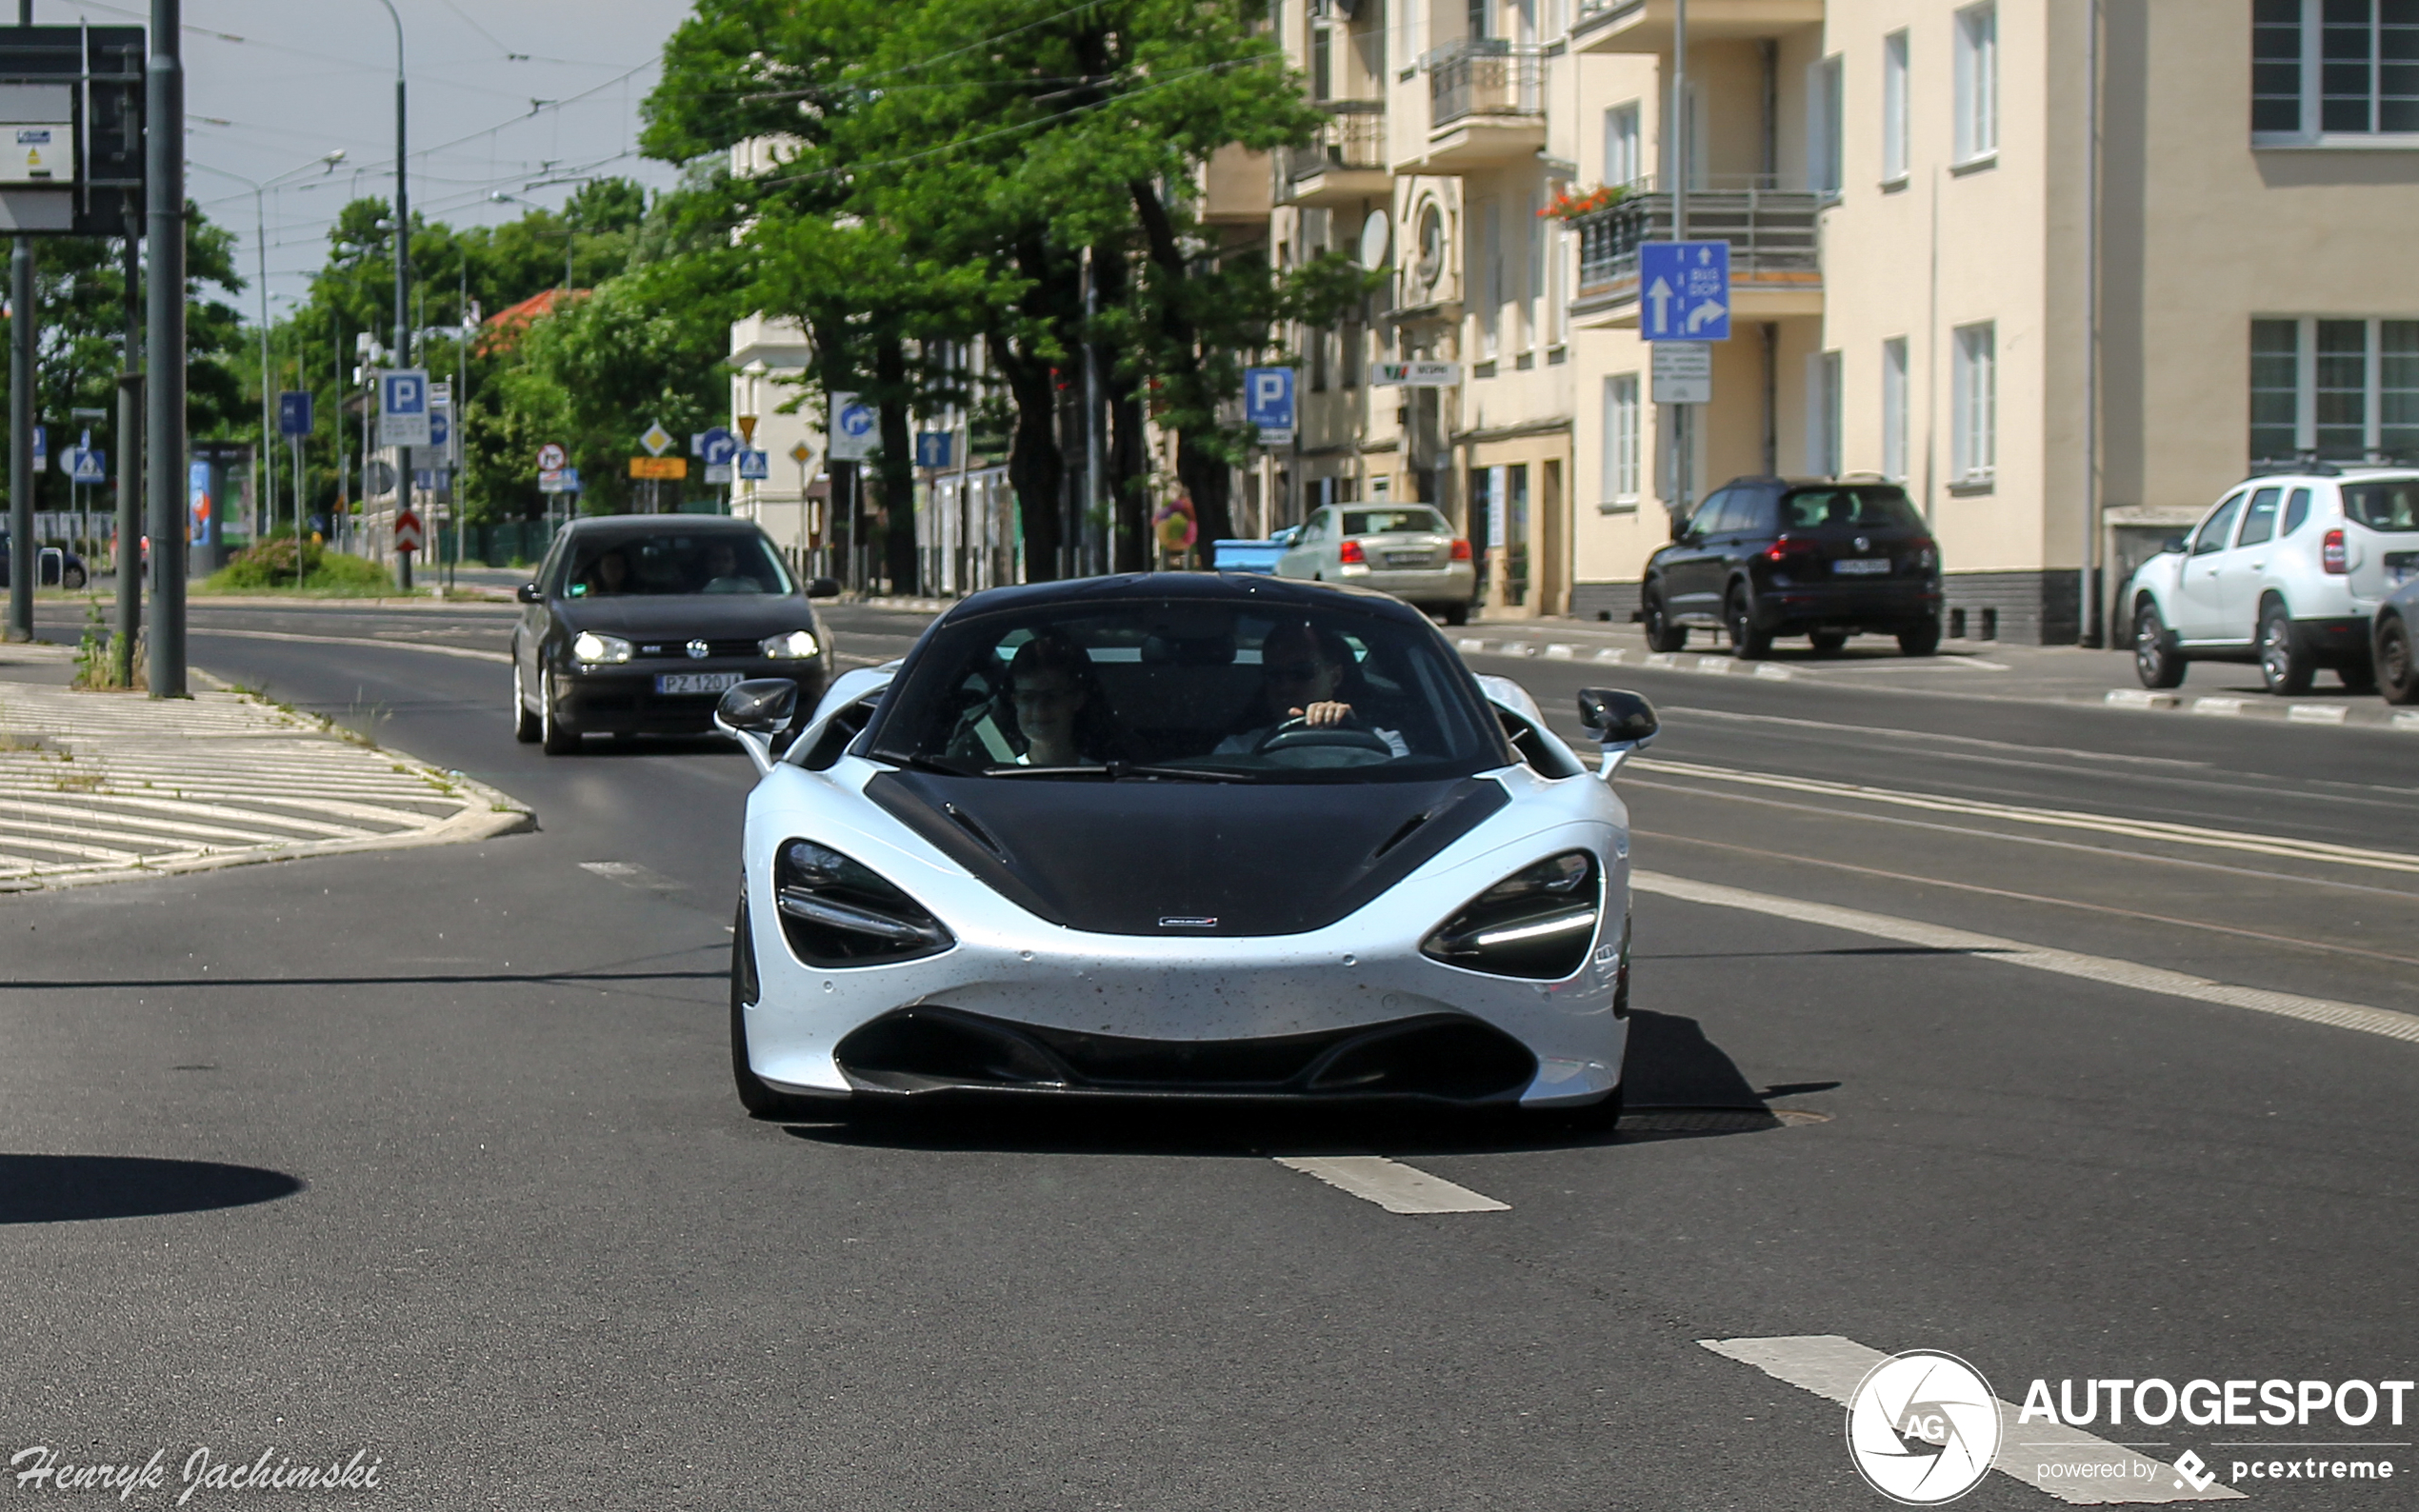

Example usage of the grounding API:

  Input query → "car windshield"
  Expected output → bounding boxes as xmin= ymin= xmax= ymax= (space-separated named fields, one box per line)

xmin=553 ymin=531 xmax=793 ymax=598
xmin=2342 ymin=482 xmax=2419 ymax=532
xmin=1341 ymin=507 xmax=1449 ymax=536
xmin=866 ymin=598 xmax=1510 ymax=783
xmin=1778 ymin=487 xmax=1926 ymax=531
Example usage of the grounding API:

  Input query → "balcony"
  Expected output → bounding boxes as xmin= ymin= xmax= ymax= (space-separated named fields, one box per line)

xmin=1276 ymin=101 xmax=1391 ymax=208
xmin=1407 ymin=40 xmax=1546 ymax=173
xmin=1570 ymin=0 xmax=1825 ymax=54
xmin=1568 ymin=184 xmax=1823 ymax=328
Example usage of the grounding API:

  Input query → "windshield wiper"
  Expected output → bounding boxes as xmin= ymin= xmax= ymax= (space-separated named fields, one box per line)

xmin=1107 ymin=762 xmax=1256 ymax=783
xmin=974 ymin=763 xmax=1116 ymax=779
xmin=890 ymin=753 xmax=987 ymax=777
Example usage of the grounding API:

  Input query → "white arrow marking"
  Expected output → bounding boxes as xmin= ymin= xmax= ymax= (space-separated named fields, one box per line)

xmin=1686 ymin=298 xmax=1728 ymax=333
xmin=1646 ymin=276 xmax=1673 ymax=334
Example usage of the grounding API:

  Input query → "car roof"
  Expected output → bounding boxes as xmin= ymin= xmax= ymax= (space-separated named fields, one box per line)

xmin=937 ymin=571 xmax=1435 ymax=628
xmin=563 ymin=515 xmax=765 ymax=535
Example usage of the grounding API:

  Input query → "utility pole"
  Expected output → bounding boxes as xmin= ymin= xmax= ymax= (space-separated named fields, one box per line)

xmin=115 ymin=201 xmax=142 ymax=686
xmin=1669 ymin=0 xmax=1691 ymax=526
xmin=147 ymin=0 xmax=186 ymax=697
xmin=6 ymin=0 xmax=32 ymax=644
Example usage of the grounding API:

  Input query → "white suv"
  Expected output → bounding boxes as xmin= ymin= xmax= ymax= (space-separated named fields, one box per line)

xmin=2129 ymin=468 xmax=2419 ymax=693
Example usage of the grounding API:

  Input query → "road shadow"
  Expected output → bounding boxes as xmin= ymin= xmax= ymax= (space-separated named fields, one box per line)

xmin=0 ymin=1155 xmax=302 ymax=1224
xmin=777 ymin=1010 xmax=1833 ymax=1158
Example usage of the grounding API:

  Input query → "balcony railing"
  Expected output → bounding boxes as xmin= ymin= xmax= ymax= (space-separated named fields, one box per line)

xmin=1426 ymin=40 xmax=1545 ymax=129
xmin=1278 ymin=100 xmax=1388 ymax=183
xmin=1571 ymin=187 xmax=1822 ymax=310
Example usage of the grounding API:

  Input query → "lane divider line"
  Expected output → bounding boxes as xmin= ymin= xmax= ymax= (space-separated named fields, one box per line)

xmin=1271 ymin=1155 xmax=1509 ymax=1214
xmin=195 ymin=627 xmax=511 ymax=664
xmin=1701 ymin=1335 xmax=2244 ymax=1504
xmin=1635 ymin=869 xmax=2419 ymax=1044
xmin=1630 ymin=756 xmax=2419 ymax=875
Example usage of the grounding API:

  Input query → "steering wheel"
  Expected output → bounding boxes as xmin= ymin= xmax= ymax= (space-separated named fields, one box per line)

xmin=1253 ymin=712 xmax=1395 ymax=757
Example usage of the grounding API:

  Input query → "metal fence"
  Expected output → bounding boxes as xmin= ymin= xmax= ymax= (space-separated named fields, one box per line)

xmin=1278 ymin=100 xmax=1388 ymax=184
xmin=1571 ymin=188 xmax=1823 ymax=309
xmin=1427 ymin=40 xmax=1545 ymax=129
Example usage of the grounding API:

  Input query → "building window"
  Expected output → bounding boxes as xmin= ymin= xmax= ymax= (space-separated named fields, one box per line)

xmin=1881 ymin=336 xmax=1909 ymax=482
xmin=1604 ymin=373 xmax=1640 ymax=507
xmin=1807 ymin=54 xmax=1844 ymax=193
xmin=1953 ymin=2 xmax=1997 ymax=164
xmin=2249 ymin=316 xmax=2419 ymax=463
xmin=1604 ymin=101 xmax=1641 ymax=186
xmin=2253 ymin=0 xmax=2419 ymax=142
xmin=1951 ymin=321 xmax=1996 ymax=485
xmin=1882 ymin=30 xmax=1909 ymax=183
xmin=1807 ymin=349 xmax=1843 ymax=476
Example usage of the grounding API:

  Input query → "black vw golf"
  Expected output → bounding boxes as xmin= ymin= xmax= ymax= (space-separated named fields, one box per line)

xmin=1638 ymin=477 xmax=1944 ymax=657
xmin=510 ymin=516 xmax=837 ymax=754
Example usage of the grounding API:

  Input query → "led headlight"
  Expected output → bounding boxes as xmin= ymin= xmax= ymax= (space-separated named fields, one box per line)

xmin=1420 ymin=850 xmax=1601 ymax=981
xmin=761 ymin=628 xmax=820 ymax=660
xmin=570 ymin=630 xmax=633 ymax=665
xmin=774 ymin=840 xmax=953 ymax=966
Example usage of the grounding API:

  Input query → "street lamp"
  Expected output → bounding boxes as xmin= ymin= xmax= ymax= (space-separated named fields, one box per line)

xmin=365 ymin=0 xmax=410 ymax=368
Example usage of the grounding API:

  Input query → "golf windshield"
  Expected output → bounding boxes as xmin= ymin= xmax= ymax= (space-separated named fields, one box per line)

xmin=867 ymin=600 xmax=1511 ymax=782
xmin=553 ymin=531 xmax=795 ymax=598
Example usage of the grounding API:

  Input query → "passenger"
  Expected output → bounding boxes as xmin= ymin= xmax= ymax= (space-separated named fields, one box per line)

xmin=699 ymin=541 xmax=758 ymax=593
xmin=1219 ymin=622 xmax=1407 ymax=756
xmin=1006 ymin=635 xmax=1110 ymax=766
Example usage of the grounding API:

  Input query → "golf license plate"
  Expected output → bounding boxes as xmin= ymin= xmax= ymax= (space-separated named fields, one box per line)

xmin=1383 ymin=550 xmax=1433 ymax=568
xmin=1831 ymin=558 xmax=1891 ymax=576
xmin=655 ymin=671 xmax=744 ymax=696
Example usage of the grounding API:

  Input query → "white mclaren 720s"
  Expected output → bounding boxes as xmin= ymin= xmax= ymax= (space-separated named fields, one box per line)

xmin=714 ymin=573 xmax=1657 ymax=1126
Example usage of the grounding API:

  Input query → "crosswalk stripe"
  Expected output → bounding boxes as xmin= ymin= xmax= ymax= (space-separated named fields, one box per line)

xmin=1703 ymin=1336 xmax=2244 ymax=1502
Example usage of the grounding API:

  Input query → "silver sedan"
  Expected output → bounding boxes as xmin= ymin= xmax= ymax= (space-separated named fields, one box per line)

xmin=1271 ymin=504 xmax=1476 ymax=625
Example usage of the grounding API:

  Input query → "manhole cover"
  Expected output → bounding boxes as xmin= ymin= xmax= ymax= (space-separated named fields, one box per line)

xmin=1619 ymin=1106 xmax=1829 ymax=1134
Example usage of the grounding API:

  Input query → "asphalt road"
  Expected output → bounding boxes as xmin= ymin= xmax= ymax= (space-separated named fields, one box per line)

xmin=2 ymin=595 xmax=2412 ymax=1509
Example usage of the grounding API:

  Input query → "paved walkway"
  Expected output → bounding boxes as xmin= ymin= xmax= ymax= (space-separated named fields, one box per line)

xmin=0 ymin=643 xmax=530 ymax=893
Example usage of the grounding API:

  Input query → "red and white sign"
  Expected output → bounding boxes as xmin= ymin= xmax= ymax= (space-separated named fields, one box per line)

xmin=393 ymin=509 xmax=424 ymax=552
xmin=536 ymin=442 xmax=568 ymax=471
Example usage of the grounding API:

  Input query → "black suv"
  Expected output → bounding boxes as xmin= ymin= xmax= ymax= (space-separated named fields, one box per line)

xmin=1638 ymin=478 xmax=1944 ymax=657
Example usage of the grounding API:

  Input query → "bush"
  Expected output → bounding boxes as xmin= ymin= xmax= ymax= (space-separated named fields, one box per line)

xmin=203 ymin=538 xmax=395 ymax=595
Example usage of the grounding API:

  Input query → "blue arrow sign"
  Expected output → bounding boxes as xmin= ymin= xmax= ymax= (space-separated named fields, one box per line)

xmin=700 ymin=427 xmax=737 ymax=466
xmin=1638 ymin=241 xmax=1731 ymax=341
xmin=914 ymin=432 xmax=952 ymax=469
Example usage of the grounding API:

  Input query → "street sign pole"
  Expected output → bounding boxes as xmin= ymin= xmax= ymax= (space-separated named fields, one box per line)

xmin=1670 ymin=0 xmax=1690 ymax=526
xmin=148 ymin=0 xmax=187 ymax=696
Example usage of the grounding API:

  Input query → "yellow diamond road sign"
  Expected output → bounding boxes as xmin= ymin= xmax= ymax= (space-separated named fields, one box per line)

xmin=640 ymin=421 xmax=674 ymax=457
xmin=789 ymin=442 xmax=810 ymax=465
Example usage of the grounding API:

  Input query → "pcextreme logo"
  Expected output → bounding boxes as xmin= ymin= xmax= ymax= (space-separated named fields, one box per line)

xmin=1846 ymin=1350 xmax=2004 ymax=1504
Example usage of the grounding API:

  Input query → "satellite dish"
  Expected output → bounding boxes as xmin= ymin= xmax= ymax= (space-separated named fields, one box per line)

xmin=1357 ymin=209 xmax=1390 ymax=270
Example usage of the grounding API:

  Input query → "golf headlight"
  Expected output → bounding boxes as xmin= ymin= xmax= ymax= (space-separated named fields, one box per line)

xmin=1421 ymin=850 xmax=1601 ymax=980
xmin=570 ymin=631 xmax=632 ymax=665
xmin=773 ymin=840 xmax=953 ymax=966
xmin=761 ymin=628 xmax=820 ymax=660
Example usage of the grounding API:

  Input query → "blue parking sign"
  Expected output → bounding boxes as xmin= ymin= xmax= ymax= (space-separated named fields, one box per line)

xmin=1638 ymin=242 xmax=1731 ymax=341
xmin=1244 ymin=367 xmax=1295 ymax=430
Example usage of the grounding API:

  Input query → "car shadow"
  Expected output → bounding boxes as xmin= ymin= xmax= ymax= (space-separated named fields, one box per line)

xmin=0 ymin=1155 xmax=303 ymax=1224
xmin=777 ymin=1010 xmax=1834 ymax=1159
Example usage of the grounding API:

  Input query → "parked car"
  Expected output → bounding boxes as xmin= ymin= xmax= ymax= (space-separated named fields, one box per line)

xmin=1637 ymin=477 xmax=1944 ymax=657
xmin=2373 ymin=569 xmax=2419 ymax=704
xmin=711 ymin=570 xmax=1655 ymax=1125
xmin=0 ymin=532 xmax=89 ymax=590
xmin=1210 ymin=536 xmax=1289 ymax=574
xmin=1268 ymin=504 xmax=1476 ymax=625
xmin=2129 ymin=466 xmax=2419 ymax=693
xmin=510 ymin=516 xmax=839 ymax=755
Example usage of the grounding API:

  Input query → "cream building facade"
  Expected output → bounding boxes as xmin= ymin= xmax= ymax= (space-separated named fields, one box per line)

xmin=1266 ymin=0 xmax=2419 ymax=641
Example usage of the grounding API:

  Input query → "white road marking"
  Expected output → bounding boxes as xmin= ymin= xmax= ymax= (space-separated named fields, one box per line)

xmin=2106 ymin=688 xmax=2182 ymax=709
xmin=1593 ymin=647 xmax=1626 ymax=664
xmin=2395 ymin=710 xmax=2419 ymax=731
xmin=1650 ymin=704 xmax=2213 ymax=768
xmin=578 ymin=860 xmax=689 ymax=892
xmin=2289 ymin=703 xmax=2349 ymax=725
xmin=1643 ymin=651 xmax=1679 ymax=668
xmin=1630 ymin=756 xmax=2419 ymax=875
xmin=1543 ymin=643 xmax=1575 ymax=659
xmin=1693 ymin=654 xmax=1734 ymax=674
xmin=1455 ymin=637 xmax=1485 ymax=653
xmin=1636 ymin=869 xmax=2419 ymax=1044
xmin=1272 ymin=1155 xmax=1509 ymax=1214
xmin=193 ymin=627 xmax=511 ymax=664
xmin=1702 ymin=1335 xmax=2243 ymax=1503
xmin=1753 ymin=662 xmax=1793 ymax=680
xmin=2189 ymin=697 xmax=2244 ymax=716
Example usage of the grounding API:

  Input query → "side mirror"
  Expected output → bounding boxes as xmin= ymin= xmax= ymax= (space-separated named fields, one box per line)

xmin=1272 ymin=527 xmax=1302 ymax=547
xmin=2163 ymin=535 xmax=2188 ymax=555
xmin=806 ymin=576 xmax=842 ymax=599
xmin=714 ymin=679 xmax=801 ymax=776
xmin=1668 ymin=511 xmax=1689 ymax=541
xmin=1577 ymin=686 xmax=1657 ymax=779
xmin=516 ymin=582 xmax=542 ymax=604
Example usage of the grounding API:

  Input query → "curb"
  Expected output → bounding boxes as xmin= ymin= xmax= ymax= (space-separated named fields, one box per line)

xmin=2103 ymin=686 xmax=2419 ymax=731
xmin=1455 ymin=636 xmax=1796 ymax=682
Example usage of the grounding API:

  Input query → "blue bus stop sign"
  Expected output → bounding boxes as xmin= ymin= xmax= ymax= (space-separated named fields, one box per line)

xmin=1638 ymin=241 xmax=1731 ymax=341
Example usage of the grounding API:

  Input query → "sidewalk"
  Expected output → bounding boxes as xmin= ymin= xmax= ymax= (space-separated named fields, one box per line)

xmin=0 ymin=643 xmax=531 ymax=893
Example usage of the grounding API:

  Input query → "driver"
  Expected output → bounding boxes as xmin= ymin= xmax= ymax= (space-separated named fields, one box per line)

xmin=577 ymin=548 xmax=630 ymax=597
xmin=1218 ymin=622 xmax=1408 ymax=757
xmin=699 ymin=541 xmax=760 ymax=593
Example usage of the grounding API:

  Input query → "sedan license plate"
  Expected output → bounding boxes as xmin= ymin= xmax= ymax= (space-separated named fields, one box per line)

xmin=654 ymin=671 xmax=744 ymax=696
xmin=1383 ymin=550 xmax=1432 ymax=568
xmin=1831 ymin=558 xmax=1891 ymax=576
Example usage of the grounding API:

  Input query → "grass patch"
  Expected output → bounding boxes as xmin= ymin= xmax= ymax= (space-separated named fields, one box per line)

xmin=0 ymin=730 xmax=46 ymax=752
xmin=201 ymin=538 xmax=395 ymax=597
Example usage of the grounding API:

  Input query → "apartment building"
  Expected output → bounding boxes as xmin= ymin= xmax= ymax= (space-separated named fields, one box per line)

xmin=1272 ymin=0 xmax=2419 ymax=641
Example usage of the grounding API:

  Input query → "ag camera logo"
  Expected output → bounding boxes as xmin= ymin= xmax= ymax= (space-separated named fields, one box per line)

xmin=1847 ymin=1350 xmax=2004 ymax=1504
